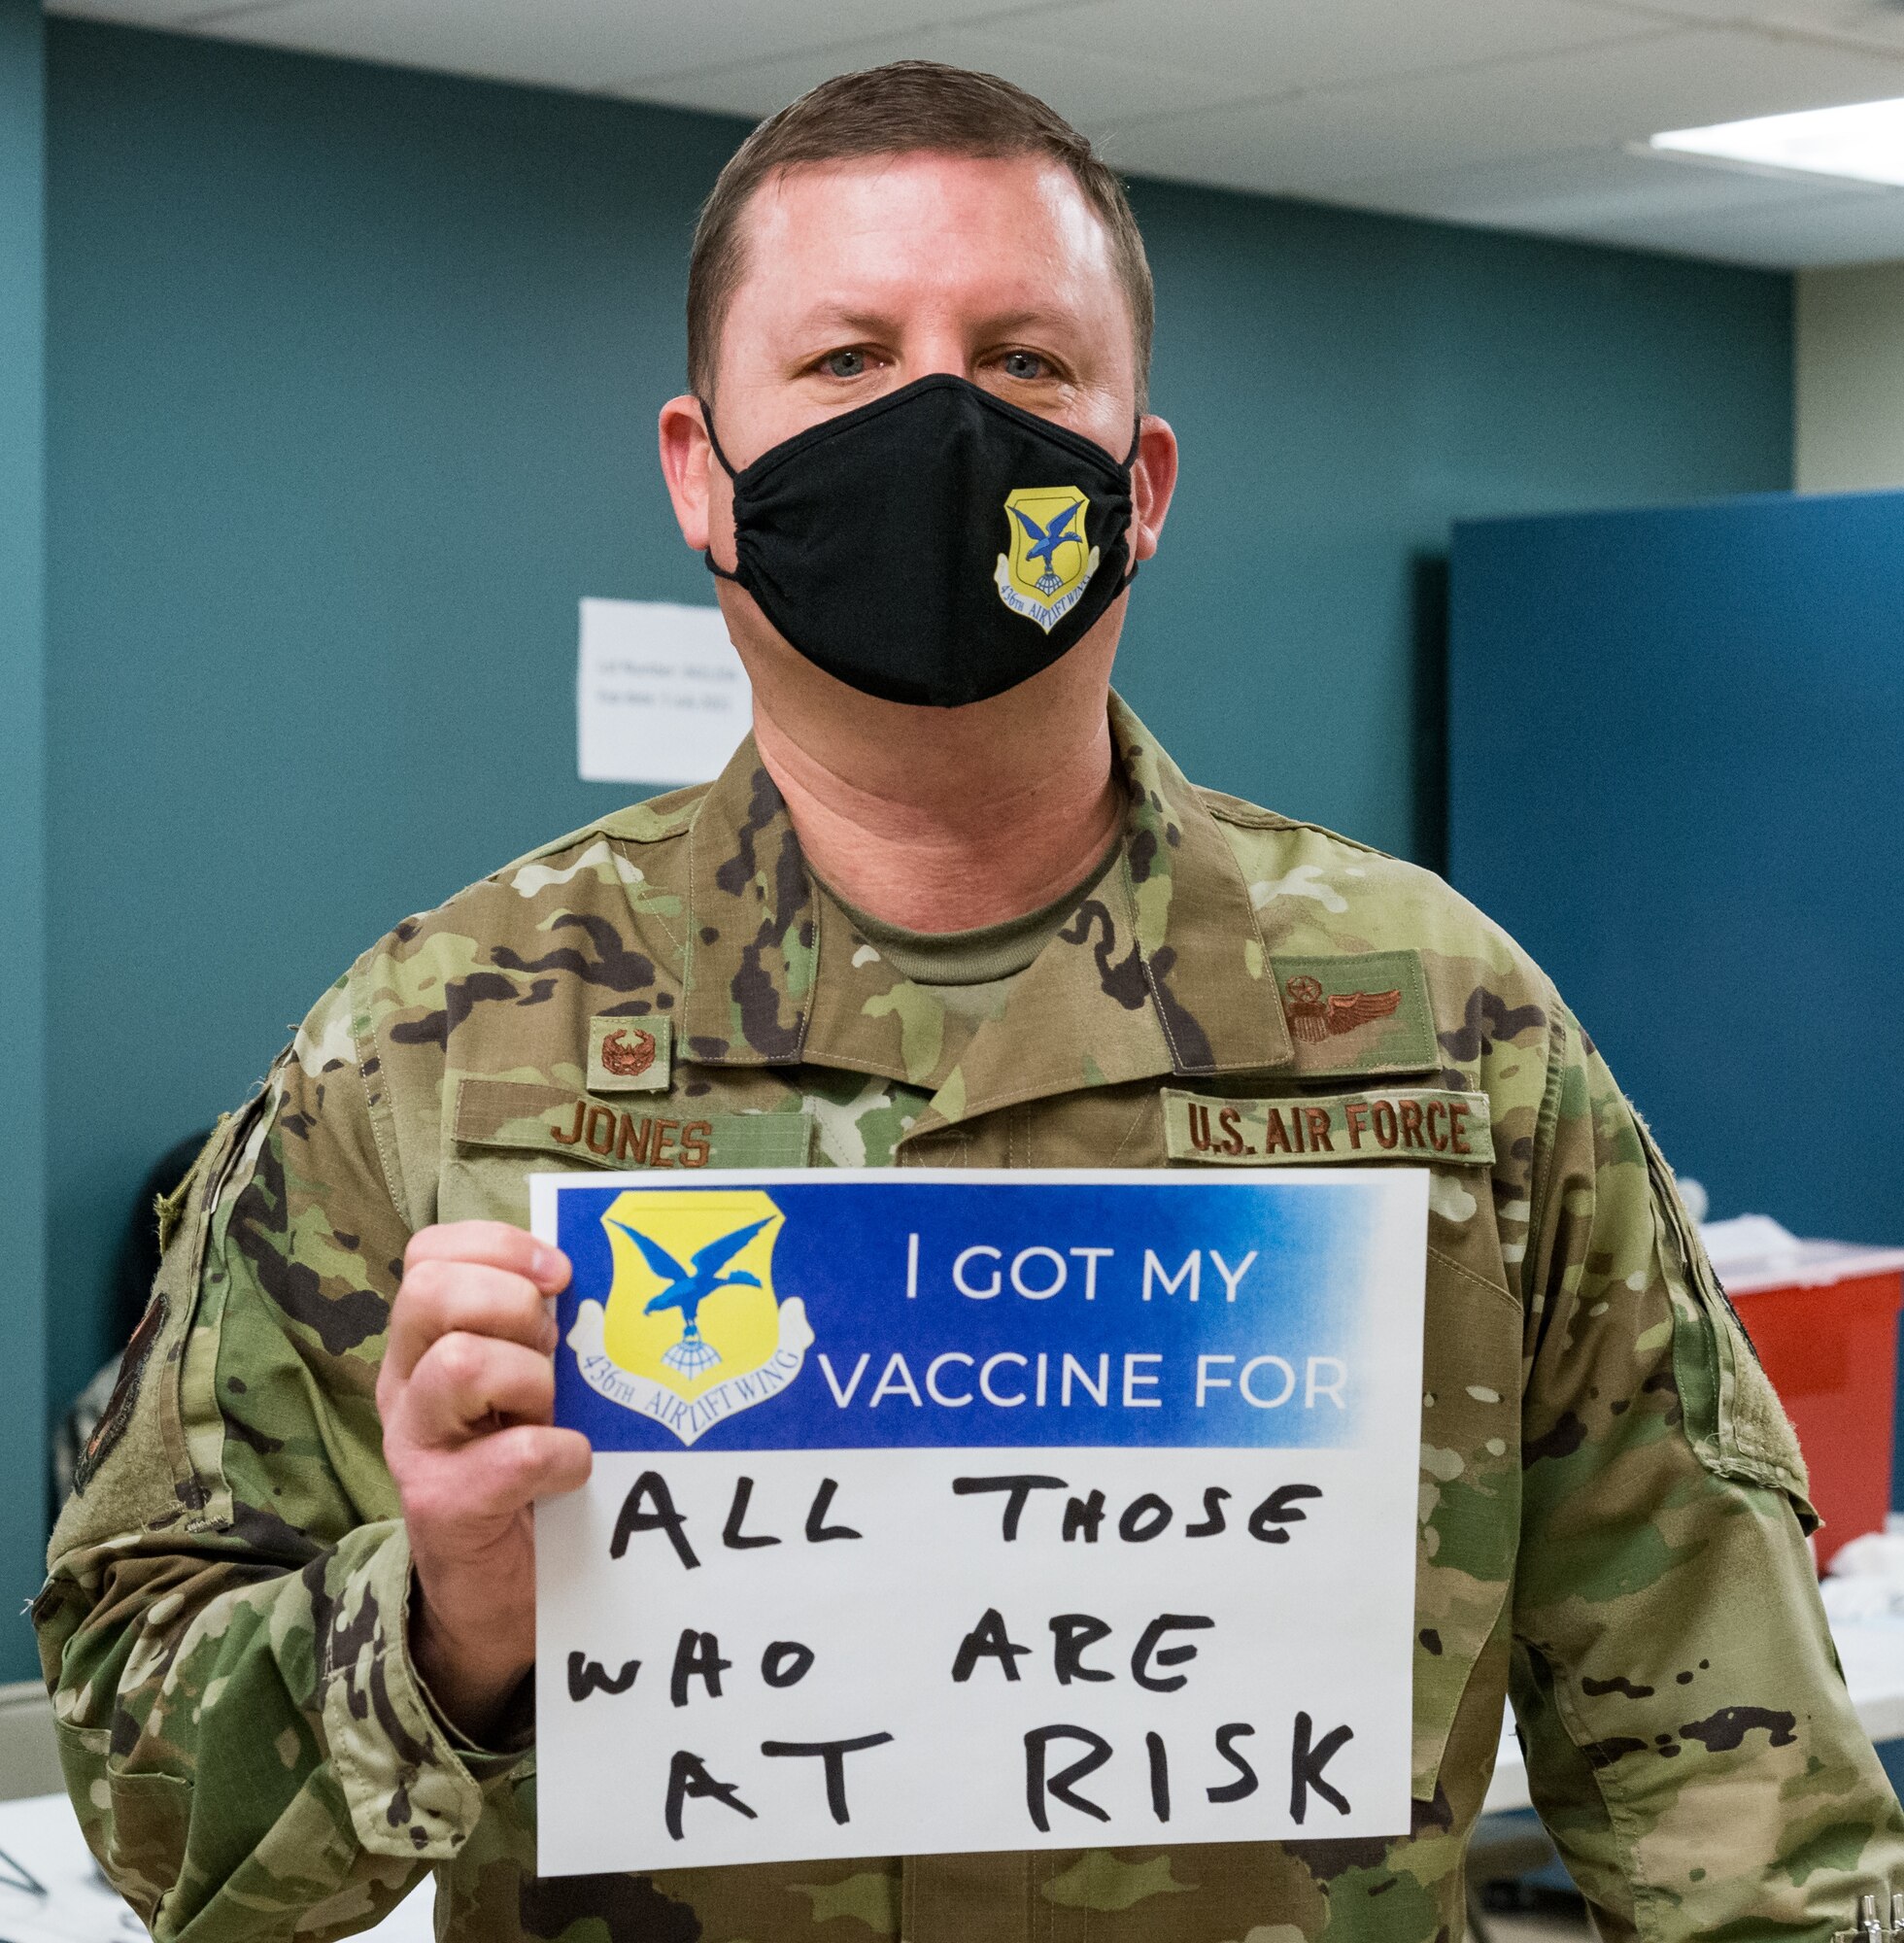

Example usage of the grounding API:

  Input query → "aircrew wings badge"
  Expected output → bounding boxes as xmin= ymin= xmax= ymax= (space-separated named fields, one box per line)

xmin=1271 ymin=951 xmax=1439 ymax=1077
xmin=563 ymin=1188 xmax=812 ymax=1445
xmin=996 ymin=486 xmax=1099 ymax=633
xmin=1283 ymin=975 xmax=1402 ymax=1043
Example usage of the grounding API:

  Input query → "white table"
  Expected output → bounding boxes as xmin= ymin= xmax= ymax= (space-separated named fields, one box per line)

xmin=11 ymin=1620 xmax=1904 ymax=1934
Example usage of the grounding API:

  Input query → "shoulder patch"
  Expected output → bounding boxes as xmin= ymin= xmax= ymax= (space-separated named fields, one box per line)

xmin=72 ymin=1294 xmax=168 ymax=1496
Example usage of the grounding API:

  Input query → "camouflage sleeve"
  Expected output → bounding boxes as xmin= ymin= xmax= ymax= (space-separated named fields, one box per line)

xmin=33 ymin=971 xmax=514 ymax=1940
xmin=1511 ymin=1001 xmax=1904 ymax=1939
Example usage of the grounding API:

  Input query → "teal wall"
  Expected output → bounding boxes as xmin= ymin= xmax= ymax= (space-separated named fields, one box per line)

xmin=1 ymin=0 xmax=48 ymax=1681
xmin=36 ymin=20 xmax=1794 ymax=1653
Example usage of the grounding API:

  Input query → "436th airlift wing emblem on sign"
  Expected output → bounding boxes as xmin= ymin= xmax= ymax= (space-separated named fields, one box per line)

xmin=564 ymin=1189 xmax=813 ymax=1445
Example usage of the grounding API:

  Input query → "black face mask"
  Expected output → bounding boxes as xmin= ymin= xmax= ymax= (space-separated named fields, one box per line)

xmin=702 ymin=374 xmax=1139 ymax=708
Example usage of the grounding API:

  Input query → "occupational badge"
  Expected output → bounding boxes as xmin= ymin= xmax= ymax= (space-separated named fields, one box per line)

xmin=563 ymin=1188 xmax=813 ymax=1444
xmin=589 ymin=1013 xmax=671 ymax=1093
xmin=995 ymin=485 xmax=1100 ymax=633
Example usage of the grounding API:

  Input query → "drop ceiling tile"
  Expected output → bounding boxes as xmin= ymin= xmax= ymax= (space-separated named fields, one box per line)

xmin=1607 ymin=0 xmax=1904 ymax=55
xmin=1754 ymin=2 xmax=1904 ymax=54
xmin=623 ymin=41 xmax=901 ymax=120
xmin=1030 ymin=0 xmax=1659 ymax=94
xmin=190 ymin=0 xmax=1065 ymax=96
xmin=1335 ymin=139 xmax=1861 ymax=229
xmin=49 ymin=0 xmax=288 ymax=24
xmin=49 ymin=0 xmax=1904 ymax=269
xmin=627 ymin=26 xmax=1235 ymax=129
xmin=1102 ymin=26 xmax=1904 ymax=196
xmin=1611 ymin=0 xmax=1826 ymax=16
xmin=174 ymin=0 xmax=659 ymax=92
xmin=912 ymin=22 xmax=1258 ymax=125
xmin=1580 ymin=180 xmax=1904 ymax=261
xmin=1611 ymin=0 xmax=1904 ymax=33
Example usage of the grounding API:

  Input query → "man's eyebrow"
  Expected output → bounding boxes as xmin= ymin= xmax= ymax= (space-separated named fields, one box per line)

xmin=786 ymin=305 xmax=897 ymax=342
xmin=784 ymin=302 xmax=1086 ymax=349
xmin=973 ymin=308 xmax=1079 ymax=337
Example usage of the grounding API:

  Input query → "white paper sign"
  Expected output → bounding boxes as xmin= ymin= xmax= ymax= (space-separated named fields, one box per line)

xmin=533 ymin=1169 xmax=1427 ymax=1878
xmin=577 ymin=597 xmax=751 ymax=786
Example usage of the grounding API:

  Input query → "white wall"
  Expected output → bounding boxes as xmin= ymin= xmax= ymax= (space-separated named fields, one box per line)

xmin=1796 ymin=260 xmax=1904 ymax=493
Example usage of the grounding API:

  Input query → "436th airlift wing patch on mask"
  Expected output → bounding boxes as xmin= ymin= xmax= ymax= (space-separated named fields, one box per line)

xmin=995 ymin=485 xmax=1100 ymax=633
xmin=1273 ymin=950 xmax=1438 ymax=1077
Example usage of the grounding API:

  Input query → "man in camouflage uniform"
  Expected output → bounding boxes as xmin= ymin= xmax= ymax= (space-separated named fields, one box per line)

xmin=36 ymin=58 xmax=1904 ymax=1943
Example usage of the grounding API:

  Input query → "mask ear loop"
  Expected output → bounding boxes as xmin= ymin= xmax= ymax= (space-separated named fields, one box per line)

xmin=1115 ymin=414 xmax=1143 ymax=595
xmin=697 ymin=397 xmax=744 ymax=584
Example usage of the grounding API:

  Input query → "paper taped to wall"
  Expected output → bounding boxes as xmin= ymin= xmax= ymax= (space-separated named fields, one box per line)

xmin=578 ymin=597 xmax=751 ymax=787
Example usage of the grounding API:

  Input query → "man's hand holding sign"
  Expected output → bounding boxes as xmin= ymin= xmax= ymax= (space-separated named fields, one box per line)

xmin=377 ymin=1225 xmax=584 ymax=1739
xmin=531 ymin=1171 xmax=1426 ymax=1874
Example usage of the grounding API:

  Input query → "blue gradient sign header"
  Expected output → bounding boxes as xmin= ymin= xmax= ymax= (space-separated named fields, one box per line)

xmin=538 ymin=1171 xmax=1417 ymax=1453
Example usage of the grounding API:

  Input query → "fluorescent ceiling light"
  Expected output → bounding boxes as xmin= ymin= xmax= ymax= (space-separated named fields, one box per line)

xmin=1650 ymin=96 xmax=1904 ymax=188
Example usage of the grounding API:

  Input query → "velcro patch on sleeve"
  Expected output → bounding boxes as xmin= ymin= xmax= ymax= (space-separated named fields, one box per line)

xmin=1164 ymin=1087 xmax=1493 ymax=1167
xmin=455 ymin=1078 xmax=813 ymax=1171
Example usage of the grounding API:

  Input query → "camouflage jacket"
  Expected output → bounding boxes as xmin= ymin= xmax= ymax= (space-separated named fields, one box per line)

xmin=36 ymin=698 xmax=1904 ymax=1943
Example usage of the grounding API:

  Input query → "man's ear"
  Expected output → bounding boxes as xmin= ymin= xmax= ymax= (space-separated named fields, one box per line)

xmin=658 ymin=395 xmax=714 ymax=556
xmin=1130 ymin=415 xmax=1178 ymax=564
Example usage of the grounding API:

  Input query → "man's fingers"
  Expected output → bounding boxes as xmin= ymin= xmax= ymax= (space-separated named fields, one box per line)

xmin=469 ymin=1424 xmax=593 ymax=1507
xmin=388 ymin=1260 xmax=557 ymax=1380
xmin=401 ymin=1333 xmax=556 ymax=1446
xmin=403 ymin=1221 xmax=569 ymax=1294
xmin=404 ymin=1426 xmax=594 ymax=1533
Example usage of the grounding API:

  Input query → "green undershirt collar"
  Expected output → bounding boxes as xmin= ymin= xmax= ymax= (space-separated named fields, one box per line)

xmin=819 ymin=838 xmax=1120 ymax=994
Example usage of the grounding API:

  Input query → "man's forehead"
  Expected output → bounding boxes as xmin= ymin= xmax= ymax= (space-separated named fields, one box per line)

xmin=737 ymin=150 xmax=1117 ymax=282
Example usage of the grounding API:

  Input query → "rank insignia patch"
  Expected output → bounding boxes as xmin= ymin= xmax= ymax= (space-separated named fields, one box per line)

xmin=995 ymin=485 xmax=1100 ymax=633
xmin=1272 ymin=951 xmax=1438 ymax=1077
xmin=590 ymin=1015 xmax=670 ymax=1093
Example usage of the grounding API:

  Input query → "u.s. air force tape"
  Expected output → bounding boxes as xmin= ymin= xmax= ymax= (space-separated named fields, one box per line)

xmin=1164 ymin=1087 xmax=1493 ymax=1167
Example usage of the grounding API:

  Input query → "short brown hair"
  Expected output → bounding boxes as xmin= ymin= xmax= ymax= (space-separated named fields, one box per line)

xmin=687 ymin=61 xmax=1154 ymax=407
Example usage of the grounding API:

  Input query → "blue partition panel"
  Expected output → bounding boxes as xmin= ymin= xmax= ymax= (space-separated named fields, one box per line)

xmin=1449 ymin=489 xmax=1904 ymax=1257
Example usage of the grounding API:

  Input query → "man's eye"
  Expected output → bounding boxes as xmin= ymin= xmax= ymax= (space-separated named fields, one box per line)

xmin=1002 ymin=350 xmax=1046 ymax=380
xmin=822 ymin=348 xmax=867 ymax=379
